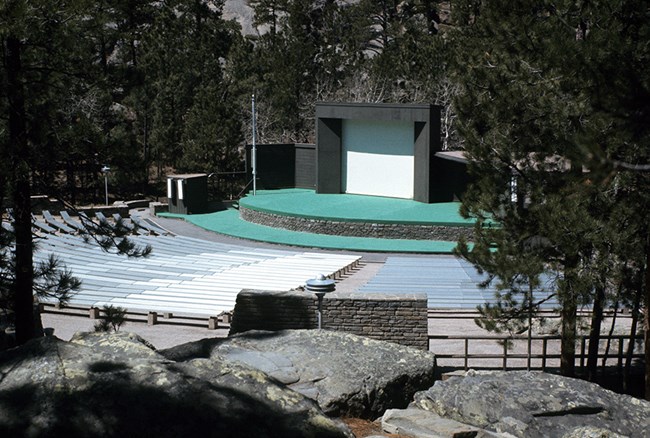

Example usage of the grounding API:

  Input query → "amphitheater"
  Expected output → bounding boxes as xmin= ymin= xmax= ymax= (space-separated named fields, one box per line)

xmin=19 ymin=198 xmax=558 ymax=320
xmin=12 ymin=201 xmax=628 ymax=370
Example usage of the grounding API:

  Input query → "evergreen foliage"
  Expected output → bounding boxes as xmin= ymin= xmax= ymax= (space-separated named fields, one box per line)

xmin=450 ymin=0 xmax=649 ymax=384
xmin=94 ymin=305 xmax=128 ymax=332
xmin=1 ymin=0 xmax=150 ymax=344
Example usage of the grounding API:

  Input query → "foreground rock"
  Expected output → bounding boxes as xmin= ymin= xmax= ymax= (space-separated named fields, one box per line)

xmin=0 ymin=332 xmax=352 ymax=437
xmin=162 ymin=329 xmax=437 ymax=418
xmin=382 ymin=408 xmax=488 ymax=437
xmin=382 ymin=370 xmax=650 ymax=438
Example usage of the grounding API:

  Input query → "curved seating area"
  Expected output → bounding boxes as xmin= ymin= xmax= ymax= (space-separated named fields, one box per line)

xmin=359 ymin=256 xmax=559 ymax=310
xmin=4 ymin=208 xmax=560 ymax=314
xmin=33 ymin=231 xmax=360 ymax=316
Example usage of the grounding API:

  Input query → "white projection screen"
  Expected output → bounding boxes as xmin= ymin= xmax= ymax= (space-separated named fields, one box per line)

xmin=341 ymin=119 xmax=414 ymax=199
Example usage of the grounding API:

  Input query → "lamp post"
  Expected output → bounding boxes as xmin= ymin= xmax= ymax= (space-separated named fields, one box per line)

xmin=101 ymin=165 xmax=110 ymax=206
xmin=305 ymin=274 xmax=336 ymax=330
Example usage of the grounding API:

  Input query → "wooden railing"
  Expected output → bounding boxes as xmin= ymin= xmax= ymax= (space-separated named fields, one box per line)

xmin=212 ymin=171 xmax=248 ymax=200
xmin=427 ymin=308 xmax=634 ymax=319
xmin=429 ymin=334 xmax=644 ymax=371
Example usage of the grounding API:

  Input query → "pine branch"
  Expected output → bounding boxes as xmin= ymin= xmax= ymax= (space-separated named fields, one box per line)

xmin=613 ymin=161 xmax=650 ymax=172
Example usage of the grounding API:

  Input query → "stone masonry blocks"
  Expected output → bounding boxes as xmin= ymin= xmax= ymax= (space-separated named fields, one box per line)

xmin=229 ymin=289 xmax=428 ymax=350
xmin=240 ymin=207 xmax=472 ymax=241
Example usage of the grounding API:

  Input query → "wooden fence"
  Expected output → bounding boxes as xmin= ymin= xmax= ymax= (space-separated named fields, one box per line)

xmin=429 ymin=333 xmax=645 ymax=371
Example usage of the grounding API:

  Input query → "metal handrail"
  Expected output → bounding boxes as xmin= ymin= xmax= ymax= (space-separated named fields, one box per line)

xmin=235 ymin=178 xmax=256 ymax=200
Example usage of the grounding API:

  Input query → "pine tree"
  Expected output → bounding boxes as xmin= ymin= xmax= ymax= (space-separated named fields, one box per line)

xmin=178 ymin=82 xmax=244 ymax=175
xmin=246 ymin=0 xmax=352 ymax=142
xmin=450 ymin=0 xmax=650 ymax=385
xmin=1 ymin=0 xmax=150 ymax=345
xmin=137 ymin=0 xmax=240 ymax=172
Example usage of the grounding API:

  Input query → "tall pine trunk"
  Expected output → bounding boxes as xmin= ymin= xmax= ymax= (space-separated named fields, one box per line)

xmin=624 ymin=287 xmax=641 ymax=393
xmin=560 ymin=256 xmax=579 ymax=377
xmin=5 ymin=36 xmax=35 ymax=345
xmin=643 ymin=233 xmax=650 ymax=400
xmin=587 ymin=283 xmax=605 ymax=381
xmin=603 ymin=280 xmax=623 ymax=367
xmin=560 ymin=295 xmax=577 ymax=377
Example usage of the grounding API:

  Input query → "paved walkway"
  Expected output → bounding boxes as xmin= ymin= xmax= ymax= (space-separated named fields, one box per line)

xmin=41 ymin=313 xmax=230 ymax=350
xmin=147 ymin=208 xmax=388 ymax=263
xmin=158 ymin=189 xmax=475 ymax=253
xmin=162 ymin=209 xmax=460 ymax=253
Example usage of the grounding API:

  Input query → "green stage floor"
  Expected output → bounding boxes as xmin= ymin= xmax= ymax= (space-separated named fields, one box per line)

xmin=159 ymin=189 xmax=474 ymax=253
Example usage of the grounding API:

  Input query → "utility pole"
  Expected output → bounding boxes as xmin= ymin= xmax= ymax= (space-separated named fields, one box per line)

xmin=251 ymin=94 xmax=257 ymax=196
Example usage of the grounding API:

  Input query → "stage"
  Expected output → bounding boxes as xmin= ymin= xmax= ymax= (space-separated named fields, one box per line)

xmin=160 ymin=189 xmax=477 ymax=254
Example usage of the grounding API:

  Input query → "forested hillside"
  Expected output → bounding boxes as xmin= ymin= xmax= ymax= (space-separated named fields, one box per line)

xmin=1 ymin=0 xmax=454 ymax=203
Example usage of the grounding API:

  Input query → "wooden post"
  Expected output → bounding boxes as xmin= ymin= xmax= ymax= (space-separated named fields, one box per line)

xmin=617 ymin=337 xmax=624 ymax=370
xmin=89 ymin=307 xmax=100 ymax=319
xmin=147 ymin=312 xmax=157 ymax=326
xmin=208 ymin=316 xmax=218 ymax=330
xmin=464 ymin=338 xmax=469 ymax=370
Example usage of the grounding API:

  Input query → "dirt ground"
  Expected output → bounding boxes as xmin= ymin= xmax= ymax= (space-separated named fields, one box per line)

xmin=342 ymin=418 xmax=403 ymax=438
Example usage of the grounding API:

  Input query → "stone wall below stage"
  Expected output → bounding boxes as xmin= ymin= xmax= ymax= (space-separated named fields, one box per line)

xmin=229 ymin=289 xmax=429 ymax=350
xmin=240 ymin=207 xmax=472 ymax=241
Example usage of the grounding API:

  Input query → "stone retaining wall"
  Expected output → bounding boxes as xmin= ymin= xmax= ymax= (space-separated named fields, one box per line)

xmin=240 ymin=207 xmax=472 ymax=241
xmin=229 ymin=289 xmax=429 ymax=350
xmin=26 ymin=197 xmax=130 ymax=217
xmin=149 ymin=202 xmax=169 ymax=214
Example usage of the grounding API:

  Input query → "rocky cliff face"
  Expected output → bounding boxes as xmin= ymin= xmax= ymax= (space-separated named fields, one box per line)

xmin=223 ymin=0 xmax=257 ymax=35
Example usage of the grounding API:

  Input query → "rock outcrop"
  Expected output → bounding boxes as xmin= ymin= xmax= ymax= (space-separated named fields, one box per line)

xmin=9 ymin=329 xmax=642 ymax=438
xmin=162 ymin=329 xmax=437 ymax=418
xmin=382 ymin=408 xmax=487 ymax=437
xmin=0 ymin=331 xmax=353 ymax=437
xmin=382 ymin=370 xmax=650 ymax=438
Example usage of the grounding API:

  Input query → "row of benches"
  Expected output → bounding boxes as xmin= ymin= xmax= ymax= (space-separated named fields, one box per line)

xmin=2 ymin=209 xmax=170 ymax=237
xmin=34 ymin=231 xmax=361 ymax=316
xmin=360 ymin=256 xmax=559 ymax=310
